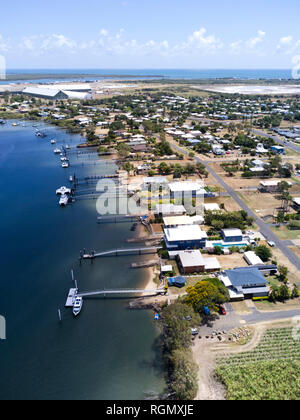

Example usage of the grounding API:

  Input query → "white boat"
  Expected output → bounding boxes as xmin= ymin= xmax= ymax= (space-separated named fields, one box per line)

xmin=59 ymin=194 xmax=69 ymax=207
xmin=51 ymin=139 xmax=56 ymax=145
xmin=61 ymin=157 xmax=69 ymax=162
xmin=66 ymin=145 xmax=71 ymax=150
xmin=62 ymin=161 xmax=69 ymax=168
xmin=54 ymin=149 xmax=61 ymax=154
xmin=56 ymin=186 xmax=71 ymax=196
xmin=69 ymin=176 xmax=74 ymax=183
xmin=73 ymin=297 xmax=83 ymax=317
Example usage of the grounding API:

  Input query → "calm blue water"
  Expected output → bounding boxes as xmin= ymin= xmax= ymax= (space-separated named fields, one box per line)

xmin=0 ymin=68 xmax=294 ymax=85
xmin=0 ymin=122 xmax=165 ymax=400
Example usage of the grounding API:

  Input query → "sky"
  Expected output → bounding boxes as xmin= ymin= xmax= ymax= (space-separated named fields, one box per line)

xmin=0 ymin=0 xmax=300 ymax=69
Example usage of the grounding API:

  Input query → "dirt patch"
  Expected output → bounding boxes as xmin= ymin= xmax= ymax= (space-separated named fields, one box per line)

xmin=217 ymin=254 xmax=248 ymax=270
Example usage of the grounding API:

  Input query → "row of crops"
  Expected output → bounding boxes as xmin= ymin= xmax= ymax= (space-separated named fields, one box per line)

xmin=217 ymin=327 xmax=300 ymax=366
xmin=215 ymin=328 xmax=300 ymax=400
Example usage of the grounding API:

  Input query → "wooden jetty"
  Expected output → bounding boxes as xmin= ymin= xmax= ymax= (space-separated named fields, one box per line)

xmin=77 ymin=288 xmax=166 ymax=298
xmin=81 ymin=246 xmax=162 ymax=260
xmin=97 ymin=215 xmax=142 ymax=224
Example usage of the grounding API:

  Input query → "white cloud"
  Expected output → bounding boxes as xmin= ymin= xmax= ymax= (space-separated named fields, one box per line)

xmin=277 ymin=36 xmax=300 ymax=55
xmin=0 ymin=34 xmax=10 ymax=52
xmin=20 ymin=34 xmax=77 ymax=54
xmin=246 ymin=30 xmax=266 ymax=49
xmin=230 ymin=30 xmax=266 ymax=54
xmin=173 ymin=28 xmax=223 ymax=54
xmin=100 ymin=29 xmax=109 ymax=37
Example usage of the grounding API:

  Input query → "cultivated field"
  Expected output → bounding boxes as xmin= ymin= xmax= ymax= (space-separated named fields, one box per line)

xmin=216 ymin=327 xmax=300 ymax=400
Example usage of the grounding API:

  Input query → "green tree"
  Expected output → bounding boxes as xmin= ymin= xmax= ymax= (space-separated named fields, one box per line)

xmin=185 ymin=280 xmax=229 ymax=314
xmin=255 ymin=245 xmax=272 ymax=262
xmin=169 ymin=349 xmax=198 ymax=400
xmin=278 ymin=266 xmax=289 ymax=283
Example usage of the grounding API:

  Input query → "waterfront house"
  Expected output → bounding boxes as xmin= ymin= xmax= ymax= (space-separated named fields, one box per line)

xmin=154 ymin=204 xmax=186 ymax=217
xmin=164 ymin=225 xmax=208 ymax=250
xmin=177 ymin=250 xmax=221 ymax=274
xmin=219 ymin=267 xmax=269 ymax=300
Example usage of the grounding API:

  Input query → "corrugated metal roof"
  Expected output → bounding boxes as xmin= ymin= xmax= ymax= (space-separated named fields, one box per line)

xmin=226 ymin=267 xmax=267 ymax=288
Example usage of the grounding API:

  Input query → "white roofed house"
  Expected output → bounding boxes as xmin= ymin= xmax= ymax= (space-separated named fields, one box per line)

xmin=154 ymin=204 xmax=186 ymax=217
xmin=143 ymin=176 xmax=168 ymax=190
xmin=164 ymin=225 xmax=208 ymax=250
xmin=244 ymin=251 xmax=264 ymax=266
xmin=259 ymin=180 xmax=292 ymax=193
xmin=204 ymin=203 xmax=221 ymax=212
xmin=293 ymin=197 xmax=300 ymax=209
xmin=168 ymin=181 xmax=206 ymax=199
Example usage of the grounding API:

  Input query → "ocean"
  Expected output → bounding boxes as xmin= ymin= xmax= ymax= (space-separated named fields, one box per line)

xmin=0 ymin=68 xmax=294 ymax=85
xmin=0 ymin=122 xmax=165 ymax=400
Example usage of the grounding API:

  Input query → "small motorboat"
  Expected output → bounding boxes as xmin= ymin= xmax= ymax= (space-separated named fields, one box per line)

xmin=69 ymin=175 xmax=74 ymax=183
xmin=59 ymin=194 xmax=69 ymax=207
xmin=65 ymin=145 xmax=71 ymax=150
xmin=54 ymin=149 xmax=61 ymax=154
xmin=56 ymin=186 xmax=71 ymax=196
xmin=73 ymin=297 xmax=83 ymax=317
xmin=61 ymin=157 xmax=69 ymax=162
xmin=62 ymin=161 xmax=69 ymax=168
xmin=51 ymin=139 xmax=57 ymax=145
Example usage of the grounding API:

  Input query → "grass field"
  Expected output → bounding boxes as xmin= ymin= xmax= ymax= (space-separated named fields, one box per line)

xmin=216 ymin=327 xmax=300 ymax=400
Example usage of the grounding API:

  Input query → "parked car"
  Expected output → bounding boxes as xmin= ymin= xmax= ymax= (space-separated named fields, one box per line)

xmin=219 ymin=306 xmax=227 ymax=316
xmin=191 ymin=328 xmax=199 ymax=336
xmin=268 ymin=241 xmax=276 ymax=247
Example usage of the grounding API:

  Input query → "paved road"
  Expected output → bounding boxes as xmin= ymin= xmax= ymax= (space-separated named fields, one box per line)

xmin=244 ymin=308 xmax=300 ymax=324
xmin=170 ymin=141 xmax=300 ymax=271
xmin=253 ymin=128 xmax=300 ymax=154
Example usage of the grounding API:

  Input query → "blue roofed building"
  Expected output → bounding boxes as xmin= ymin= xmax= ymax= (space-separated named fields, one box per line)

xmin=219 ymin=267 xmax=269 ymax=300
xmin=270 ymin=145 xmax=285 ymax=155
xmin=168 ymin=276 xmax=187 ymax=288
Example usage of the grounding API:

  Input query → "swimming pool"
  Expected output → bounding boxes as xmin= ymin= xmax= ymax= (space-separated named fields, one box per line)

xmin=212 ymin=242 xmax=248 ymax=248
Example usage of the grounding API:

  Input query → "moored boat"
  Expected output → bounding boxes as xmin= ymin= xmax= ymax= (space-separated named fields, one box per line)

xmin=73 ymin=297 xmax=83 ymax=317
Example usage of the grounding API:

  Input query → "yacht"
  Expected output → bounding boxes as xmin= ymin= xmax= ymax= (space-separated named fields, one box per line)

xmin=73 ymin=297 xmax=83 ymax=317
xmin=54 ymin=149 xmax=61 ymax=154
xmin=56 ymin=186 xmax=71 ymax=196
xmin=59 ymin=194 xmax=69 ymax=207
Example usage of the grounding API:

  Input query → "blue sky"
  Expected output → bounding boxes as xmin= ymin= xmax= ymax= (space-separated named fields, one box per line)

xmin=0 ymin=0 xmax=300 ymax=69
